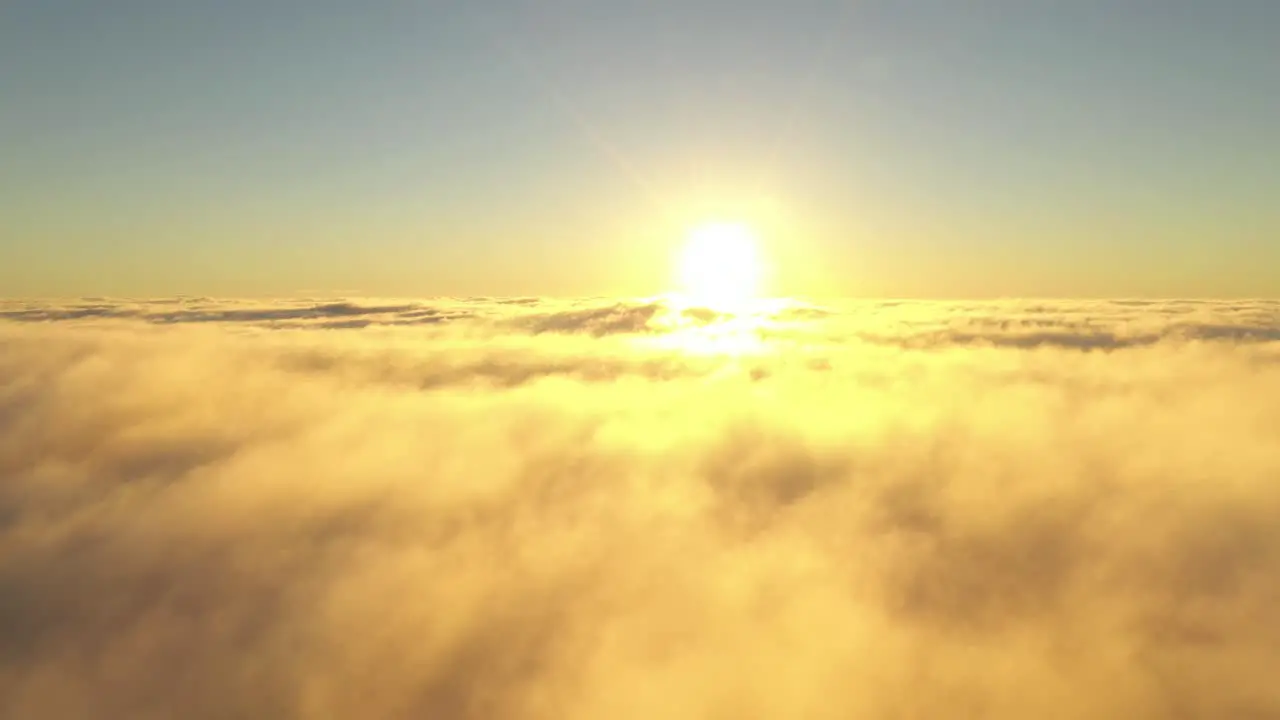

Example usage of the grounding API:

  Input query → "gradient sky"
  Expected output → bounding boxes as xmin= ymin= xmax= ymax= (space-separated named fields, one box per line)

xmin=2 ymin=0 xmax=1277 ymax=298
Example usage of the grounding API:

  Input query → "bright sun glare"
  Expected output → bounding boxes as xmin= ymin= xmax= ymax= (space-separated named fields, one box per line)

xmin=677 ymin=222 xmax=764 ymax=308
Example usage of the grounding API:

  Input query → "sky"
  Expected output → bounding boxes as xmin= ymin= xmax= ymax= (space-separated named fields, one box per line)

xmin=2 ymin=0 xmax=1277 ymax=298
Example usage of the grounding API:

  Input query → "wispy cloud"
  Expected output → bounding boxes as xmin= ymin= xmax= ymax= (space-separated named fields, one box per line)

xmin=2 ymin=297 xmax=1280 ymax=718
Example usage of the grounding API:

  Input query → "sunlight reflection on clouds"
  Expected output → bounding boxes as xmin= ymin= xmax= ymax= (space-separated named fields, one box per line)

xmin=2 ymin=296 xmax=1280 ymax=719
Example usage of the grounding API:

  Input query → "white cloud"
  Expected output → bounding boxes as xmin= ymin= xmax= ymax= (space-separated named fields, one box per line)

xmin=2 ymin=297 xmax=1280 ymax=718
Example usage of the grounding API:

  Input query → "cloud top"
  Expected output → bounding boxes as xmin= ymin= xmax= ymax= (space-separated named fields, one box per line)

xmin=2 ymin=297 xmax=1280 ymax=718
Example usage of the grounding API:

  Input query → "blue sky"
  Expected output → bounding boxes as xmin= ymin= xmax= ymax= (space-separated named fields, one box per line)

xmin=2 ymin=0 xmax=1277 ymax=297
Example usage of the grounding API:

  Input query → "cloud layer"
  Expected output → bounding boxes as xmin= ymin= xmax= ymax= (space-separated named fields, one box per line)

xmin=3 ymin=296 xmax=1280 ymax=719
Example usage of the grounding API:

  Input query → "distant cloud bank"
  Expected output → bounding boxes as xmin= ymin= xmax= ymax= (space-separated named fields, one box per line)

xmin=4 ymin=295 xmax=1280 ymax=345
xmin=3 ymin=297 xmax=1280 ymax=718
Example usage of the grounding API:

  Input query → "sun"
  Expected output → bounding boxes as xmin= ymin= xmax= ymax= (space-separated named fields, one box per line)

xmin=676 ymin=222 xmax=764 ymax=308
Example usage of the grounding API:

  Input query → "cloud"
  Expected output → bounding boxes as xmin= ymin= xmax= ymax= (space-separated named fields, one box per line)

xmin=6 ymin=296 xmax=1278 ymax=347
xmin=507 ymin=301 xmax=666 ymax=336
xmin=0 ymin=299 xmax=442 ymax=328
xmin=2 ymin=297 xmax=1280 ymax=718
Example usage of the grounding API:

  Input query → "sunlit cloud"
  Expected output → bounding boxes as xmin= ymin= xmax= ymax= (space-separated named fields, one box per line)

xmin=3 ymin=297 xmax=1280 ymax=718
